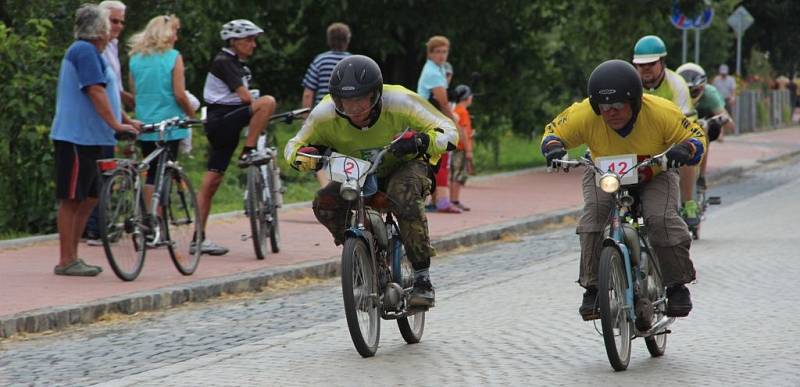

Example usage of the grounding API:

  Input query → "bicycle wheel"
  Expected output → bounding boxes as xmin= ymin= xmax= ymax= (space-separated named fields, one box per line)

xmin=392 ymin=238 xmax=425 ymax=344
xmin=246 ymin=166 xmax=268 ymax=259
xmin=163 ymin=167 xmax=201 ymax=275
xmin=98 ymin=169 xmax=146 ymax=281
xmin=645 ymin=258 xmax=668 ymax=357
xmin=341 ymin=238 xmax=380 ymax=357
xmin=266 ymin=163 xmax=280 ymax=253
xmin=598 ymin=246 xmax=632 ymax=371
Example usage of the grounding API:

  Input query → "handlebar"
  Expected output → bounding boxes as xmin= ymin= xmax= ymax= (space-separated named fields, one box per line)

xmin=550 ymin=146 xmax=673 ymax=177
xmin=269 ymin=107 xmax=311 ymax=125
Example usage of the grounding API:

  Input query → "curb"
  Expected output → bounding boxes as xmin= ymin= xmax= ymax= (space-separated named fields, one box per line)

xmin=1 ymin=150 xmax=797 ymax=338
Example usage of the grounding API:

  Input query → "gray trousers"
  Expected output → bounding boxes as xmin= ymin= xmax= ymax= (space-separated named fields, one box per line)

xmin=577 ymin=168 xmax=696 ymax=288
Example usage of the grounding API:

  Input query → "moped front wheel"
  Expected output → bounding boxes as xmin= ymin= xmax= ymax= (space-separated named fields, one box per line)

xmin=392 ymin=239 xmax=425 ymax=344
xmin=341 ymin=238 xmax=380 ymax=357
xmin=598 ymin=246 xmax=632 ymax=371
xmin=645 ymin=262 xmax=668 ymax=357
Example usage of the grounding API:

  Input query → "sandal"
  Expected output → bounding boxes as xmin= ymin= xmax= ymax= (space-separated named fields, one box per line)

xmin=54 ymin=259 xmax=103 ymax=276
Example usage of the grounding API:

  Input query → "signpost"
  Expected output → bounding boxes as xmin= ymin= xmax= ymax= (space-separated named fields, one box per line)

xmin=670 ymin=1 xmax=714 ymax=64
xmin=727 ymin=5 xmax=754 ymax=76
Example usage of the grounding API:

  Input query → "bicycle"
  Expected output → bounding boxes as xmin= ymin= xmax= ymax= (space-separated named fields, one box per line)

xmin=551 ymin=148 xmax=677 ymax=371
xmin=96 ymin=117 xmax=204 ymax=281
xmin=690 ymin=114 xmax=725 ymax=239
xmin=298 ymin=136 xmax=426 ymax=358
xmin=241 ymin=107 xmax=310 ymax=259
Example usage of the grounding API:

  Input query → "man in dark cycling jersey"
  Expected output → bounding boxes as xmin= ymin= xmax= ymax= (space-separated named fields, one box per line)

xmin=196 ymin=19 xmax=277 ymax=255
xmin=285 ymin=55 xmax=459 ymax=307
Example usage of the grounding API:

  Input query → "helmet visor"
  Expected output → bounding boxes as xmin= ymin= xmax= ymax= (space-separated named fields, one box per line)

xmin=333 ymin=92 xmax=380 ymax=117
xmin=689 ymin=85 xmax=705 ymax=99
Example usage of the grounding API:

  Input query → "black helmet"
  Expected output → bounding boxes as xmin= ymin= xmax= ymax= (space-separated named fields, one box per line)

xmin=587 ymin=59 xmax=643 ymax=115
xmin=453 ymin=84 xmax=472 ymax=103
xmin=329 ymin=55 xmax=383 ymax=121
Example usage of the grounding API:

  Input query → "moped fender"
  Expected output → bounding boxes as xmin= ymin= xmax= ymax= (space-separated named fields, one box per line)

xmin=345 ymin=228 xmax=377 ymax=260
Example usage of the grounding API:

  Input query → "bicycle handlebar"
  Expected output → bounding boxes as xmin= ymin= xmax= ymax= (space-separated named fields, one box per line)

xmin=550 ymin=146 xmax=673 ymax=177
xmin=269 ymin=107 xmax=311 ymax=125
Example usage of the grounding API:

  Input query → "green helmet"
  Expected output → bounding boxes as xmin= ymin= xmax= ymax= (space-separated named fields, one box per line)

xmin=633 ymin=35 xmax=667 ymax=64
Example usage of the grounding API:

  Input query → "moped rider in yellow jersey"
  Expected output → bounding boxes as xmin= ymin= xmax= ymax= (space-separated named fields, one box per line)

xmin=540 ymin=60 xmax=707 ymax=320
xmin=632 ymin=34 xmax=701 ymax=228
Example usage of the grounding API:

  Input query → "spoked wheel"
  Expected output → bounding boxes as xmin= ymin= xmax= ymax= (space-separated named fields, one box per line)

xmin=266 ymin=163 xmax=280 ymax=253
xmin=163 ymin=168 xmax=201 ymax=275
xmin=341 ymin=238 xmax=380 ymax=357
xmin=392 ymin=239 xmax=425 ymax=344
xmin=98 ymin=169 xmax=146 ymax=281
xmin=645 ymin=261 xmax=668 ymax=357
xmin=598 ymin=246 xmax=632 ymax=371
xmin=247 ymin=166 xmax=269 ymax=259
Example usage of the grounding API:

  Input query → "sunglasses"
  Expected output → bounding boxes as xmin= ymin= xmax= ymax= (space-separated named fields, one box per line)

xmin=598 ymin=102 xmax=627 ymax=112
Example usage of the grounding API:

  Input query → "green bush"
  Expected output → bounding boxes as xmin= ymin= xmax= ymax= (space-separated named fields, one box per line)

xmin=0 ymin=20 xmax=61 ymax=234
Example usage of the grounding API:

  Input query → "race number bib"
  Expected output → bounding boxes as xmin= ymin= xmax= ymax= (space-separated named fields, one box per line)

xmin=594 ymin=154 xmax=638 ymax=185
xmin=328 ymin=152 xmax=372 ymax=185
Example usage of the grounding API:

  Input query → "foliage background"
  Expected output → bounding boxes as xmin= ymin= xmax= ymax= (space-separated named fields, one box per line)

xmin=0 ymin=0 xmax=797 ymax=235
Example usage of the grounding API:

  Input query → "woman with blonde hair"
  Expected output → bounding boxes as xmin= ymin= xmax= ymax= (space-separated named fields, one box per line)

xmin=128 ymin=15 xmax=196 ymax=212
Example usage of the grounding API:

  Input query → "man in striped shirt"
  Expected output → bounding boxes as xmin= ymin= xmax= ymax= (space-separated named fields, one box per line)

xmin=301 ymin=22 xmax=351 ymax=185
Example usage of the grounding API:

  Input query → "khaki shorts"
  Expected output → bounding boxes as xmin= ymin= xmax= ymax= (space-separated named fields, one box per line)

xmin=450 ymin=150 xmax=468 ymax=184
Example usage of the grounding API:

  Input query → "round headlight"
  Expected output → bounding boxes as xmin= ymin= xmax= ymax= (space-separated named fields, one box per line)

xmin=339 ymin=180 xmax=360 ymax=201
xmin=599 ymin=174 xmax=620 ymax=193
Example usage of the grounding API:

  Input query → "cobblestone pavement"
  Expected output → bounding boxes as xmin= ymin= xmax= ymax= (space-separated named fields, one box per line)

xmin=1 ymin=159 xmax=799 ymax=386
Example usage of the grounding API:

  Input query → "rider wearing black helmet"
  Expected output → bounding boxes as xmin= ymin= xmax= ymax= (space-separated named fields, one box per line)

xmin=540 ymin=59 xmax=707 ymax=321
xmin=285 ymin=55 xmax=459 ymax=307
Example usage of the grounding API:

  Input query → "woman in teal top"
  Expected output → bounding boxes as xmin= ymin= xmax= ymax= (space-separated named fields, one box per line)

xmin=128 ymin=15 xmax=195 ymax=205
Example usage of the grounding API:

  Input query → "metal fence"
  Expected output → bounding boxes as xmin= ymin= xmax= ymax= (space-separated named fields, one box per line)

xmin=734 ymin=89 xmax=791 ymax=134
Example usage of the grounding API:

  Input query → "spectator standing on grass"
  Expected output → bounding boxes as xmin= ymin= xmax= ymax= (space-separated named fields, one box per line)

xmin=301 ymin=22 xmax=352 ymax=186
xmin=51 ymin=4 xmax=140 ymax=276
xmin=417 ymin=36 xmax=461 ymax=213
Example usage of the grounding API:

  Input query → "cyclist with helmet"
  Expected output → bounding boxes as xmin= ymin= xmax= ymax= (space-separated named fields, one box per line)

xmin=677 ymin=62 xmax=736 ymax=189
xmin=196 ymin=19 xmax=277 ymax=255
xmin=285 ymin=55 xmax=459 ymax=308
xmin=633 ymin=34 xmax=702 ymax=229
xmin=540 ymin=60 xmax=706 ymax=321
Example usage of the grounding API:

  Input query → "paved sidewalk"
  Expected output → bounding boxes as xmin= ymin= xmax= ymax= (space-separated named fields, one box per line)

xmin=1 ymin=127 xmax=799 ymax=336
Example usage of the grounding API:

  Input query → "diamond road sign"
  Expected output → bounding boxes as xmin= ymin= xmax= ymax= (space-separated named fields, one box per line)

xmin=727 ymin=5 xmax=754 ymax=36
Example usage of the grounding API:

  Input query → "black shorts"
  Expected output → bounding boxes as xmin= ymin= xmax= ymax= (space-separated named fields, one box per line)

xmin=205 ymin=104 xmax=252 ymax=173
xmin=54 ymin=140 xmax=102 ymax=200
xmin=139 ymin=140 xmax=181 ymax=185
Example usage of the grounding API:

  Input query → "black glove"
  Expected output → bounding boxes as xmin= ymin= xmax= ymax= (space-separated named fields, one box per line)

xmin=665 ymin=142 xmax=694 ymax=168
xmin=543 ymin=143 xmax=567 ymax=168
xmin=707 ymin=119 xmax=722 ymax=142
xmin=390 ymin=132 xmax=429 ymax=157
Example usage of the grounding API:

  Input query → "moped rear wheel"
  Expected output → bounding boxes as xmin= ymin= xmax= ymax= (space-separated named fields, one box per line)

xmin=598 ymin=246 xmax=632 ymax=371
xmin=341 ymin=238 xmax=380 ymax=357
xmin=645 ymin=262 xmax=668 ymax=357
xmin=392 ymin=239 xmax=425 ymax=344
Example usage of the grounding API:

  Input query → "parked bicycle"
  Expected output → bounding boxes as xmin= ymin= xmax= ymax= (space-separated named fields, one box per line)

xmin=298 ymin=136 xmax=426 ymax=358
xmin=552 ymin=148 xmax=677 ymax=371
xmin=241 ymin=107 xmax=310 ymax=259
xmin=96 ymin=117 xmax=204 ymax=281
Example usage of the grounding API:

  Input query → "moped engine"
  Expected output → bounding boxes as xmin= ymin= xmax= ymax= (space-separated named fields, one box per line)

xmin=383 ymin=282 xmax=404 ymax=311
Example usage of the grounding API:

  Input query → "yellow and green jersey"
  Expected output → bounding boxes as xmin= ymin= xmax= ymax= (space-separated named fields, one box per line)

xmin=285 ymin=84 xmax=458 ymax=177
xmin=645 ymin=68 xmax=695 ymax=118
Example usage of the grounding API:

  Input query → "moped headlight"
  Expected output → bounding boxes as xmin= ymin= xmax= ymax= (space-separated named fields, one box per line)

xmin=599 ymin=173 xmax=620 ymax=193
xmin=339 ymin=179 xmax=360 ymax=201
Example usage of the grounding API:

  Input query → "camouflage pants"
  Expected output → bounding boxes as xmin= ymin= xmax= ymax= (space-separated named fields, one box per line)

xmin=577 ymin=168 xmax=696 ymax=288
xmin=312 ymin=160 xmax=435 ymax=270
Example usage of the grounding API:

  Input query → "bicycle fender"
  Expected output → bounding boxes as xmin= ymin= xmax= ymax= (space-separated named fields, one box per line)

xmin=603 ymin=237 xmax=631 ymax=263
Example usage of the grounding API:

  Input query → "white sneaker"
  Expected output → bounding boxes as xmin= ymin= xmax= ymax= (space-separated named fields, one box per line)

xmin=190 ymin=240 xmax=229 ymax=256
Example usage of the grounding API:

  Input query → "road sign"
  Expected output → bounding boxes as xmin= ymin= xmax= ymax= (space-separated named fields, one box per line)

xmin=671 ymin=2 xmax=714 ymax=30
xmin=727 ymin=5 xmax=754 ymax=36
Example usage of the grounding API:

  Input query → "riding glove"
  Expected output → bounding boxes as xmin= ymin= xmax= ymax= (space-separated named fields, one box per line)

xmin=390 ymin=131 xmax=430 ymax=157
xmin=665 ymin=142 xmax=694 ymax=168
xmin=543 ymin=142 xmax=567 ymax=168
xmin=293 ymin=146 xmax=321 ymax=172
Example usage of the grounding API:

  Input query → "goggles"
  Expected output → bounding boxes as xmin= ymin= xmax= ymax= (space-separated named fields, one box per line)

xmin=598 ymin=102 xmax=627 ymax=112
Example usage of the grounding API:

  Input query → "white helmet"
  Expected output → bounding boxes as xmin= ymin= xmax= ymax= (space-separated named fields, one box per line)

xmin=220 ymin=19 xmax=263 ymax=41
